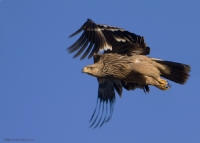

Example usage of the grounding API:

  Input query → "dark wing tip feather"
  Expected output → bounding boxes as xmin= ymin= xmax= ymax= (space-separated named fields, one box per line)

xmin=67 ymin=32 xmax=86 ymax=52
xmin=68 ymin=19 xmax=109 ymax=60
xmin=89 ymin=80 xmax=150 ymax=129
xmin=68 ymin=26 xmax=83 ymax=38
xmin=87 ymin=18 xmax=93 ymax=22
xmin=89 ymin=79 xmax=118 ymax=129
xmin=68 ymin=19 xmax=93 ymax=38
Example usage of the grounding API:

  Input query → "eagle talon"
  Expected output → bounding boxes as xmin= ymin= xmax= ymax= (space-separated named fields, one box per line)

xmin=157 ymin=78 xmax=170 ymax=90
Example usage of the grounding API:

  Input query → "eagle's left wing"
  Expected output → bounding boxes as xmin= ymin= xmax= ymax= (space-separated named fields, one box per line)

xmin=68 ymin=19 xmax=150 ymax=60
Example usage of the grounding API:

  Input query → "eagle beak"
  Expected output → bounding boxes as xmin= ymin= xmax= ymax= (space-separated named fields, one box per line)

xmin=82 ymin=67 xmax=87 ymax=73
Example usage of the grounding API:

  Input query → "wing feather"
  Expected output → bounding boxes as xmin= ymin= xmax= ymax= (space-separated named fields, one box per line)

xmin=68 ymin=32 xmax=87 ymax=53
xmin=88 ymin=30 xmax=100 ymax=59
xmin=89 ymin=77 xmax=149 ymax=128
xmin=73 ymin=30 xmax=93 ymax=58
xmin=68 ymin=25 xmax=83 ymax=38
xmin=68 ymin=19 xmax=150 ymax=60
xmin=73 ymin=39 xmax=89 ymax=58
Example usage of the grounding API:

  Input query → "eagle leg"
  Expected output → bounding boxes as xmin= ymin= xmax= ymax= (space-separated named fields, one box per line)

xmin=156 ymin=78 xmax=171 ymax=90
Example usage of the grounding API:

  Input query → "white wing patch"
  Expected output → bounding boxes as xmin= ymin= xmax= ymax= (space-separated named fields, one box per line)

xmin=114 ymin=36 xmax=126 ymax=42
xmin=104 ymin=44 xmax=112 ymax=50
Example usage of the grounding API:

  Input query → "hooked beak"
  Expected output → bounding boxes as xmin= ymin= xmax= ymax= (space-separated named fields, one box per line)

xmin=82 ymin=67 xmax=87 ymax=73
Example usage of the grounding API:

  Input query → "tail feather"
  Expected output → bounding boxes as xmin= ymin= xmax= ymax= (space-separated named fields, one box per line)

xmin=154 ymin=59 xmax=191 ymax=84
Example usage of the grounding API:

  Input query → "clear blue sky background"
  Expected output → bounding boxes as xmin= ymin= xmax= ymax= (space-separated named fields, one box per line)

xmin=1 ymin=0 xmax=200 ymax=143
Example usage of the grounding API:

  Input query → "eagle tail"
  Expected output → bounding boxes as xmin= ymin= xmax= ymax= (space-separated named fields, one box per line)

xmin=153 ymin=59 xmax=191 ymax=84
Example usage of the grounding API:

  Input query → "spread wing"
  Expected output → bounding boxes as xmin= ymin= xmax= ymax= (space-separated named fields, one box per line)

xmin=89 ymin=78 xmax=149 ymax=129
xmin=68 ymin=19 xmax=150 ymax=60
xmin=88 ymin=54 xmax=149 ymax=129
xmin=89 ymin=78 xmax=120 ymax=129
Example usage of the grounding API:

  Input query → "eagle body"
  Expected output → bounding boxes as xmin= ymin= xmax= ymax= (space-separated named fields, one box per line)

xmin=67 ymin=19 xmax=191 ymax=128
xmin=82 ymin=53 xmax=190 ymax=90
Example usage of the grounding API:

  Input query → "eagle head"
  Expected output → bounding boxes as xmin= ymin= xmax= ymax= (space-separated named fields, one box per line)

xmin=82 ymin=64 xmax=100 ymax=77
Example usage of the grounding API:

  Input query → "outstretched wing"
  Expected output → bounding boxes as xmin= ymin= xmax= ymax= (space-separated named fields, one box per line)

xmin=68 ymin=19 xmax=150 ymax=60
xmin=88 ymin=54 xmax=149 ymax=128
xmin=89 ymin=78 xmax=120 ymax=129
xmin=89 ymin=78 xmax=149 ymax=129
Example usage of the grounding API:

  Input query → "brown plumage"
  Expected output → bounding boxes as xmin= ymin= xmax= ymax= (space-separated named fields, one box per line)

xmin=67 ymin=19 xmax=191 ymax=128
xmin=82 ymin=53 xmax=190 ymax=90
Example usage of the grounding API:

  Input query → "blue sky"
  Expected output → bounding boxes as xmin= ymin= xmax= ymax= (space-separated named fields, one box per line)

xmin=1 ymin=0 xmax=200 ymax=143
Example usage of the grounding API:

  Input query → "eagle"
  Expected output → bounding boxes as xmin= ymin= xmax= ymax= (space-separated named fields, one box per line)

xmin=67 ymin=19 xmax=191 ymax=128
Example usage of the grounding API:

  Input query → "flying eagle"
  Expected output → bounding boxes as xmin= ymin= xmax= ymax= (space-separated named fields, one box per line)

xmin=82 ymin=53 xmax=190 ymax=89
xmin=67 ymin=19 xmax=191 ymax=128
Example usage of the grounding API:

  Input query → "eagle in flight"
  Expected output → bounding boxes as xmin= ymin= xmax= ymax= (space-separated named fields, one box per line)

xmin=67 ymin=19 xmax=190 ymax=128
